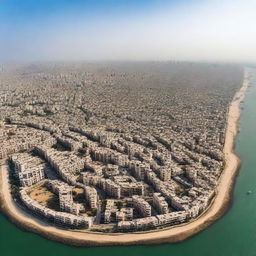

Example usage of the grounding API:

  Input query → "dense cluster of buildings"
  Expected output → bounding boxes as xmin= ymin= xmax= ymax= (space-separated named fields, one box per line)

xmin=20 ymin=189 xmax=93 ymax=228
xmin=0 ymin=62 xmax=243 ymax=232
xmin=117 ymin=211 xmax=188 ymax=231
xmin=46 ymin=180 xmax=84 ymax=215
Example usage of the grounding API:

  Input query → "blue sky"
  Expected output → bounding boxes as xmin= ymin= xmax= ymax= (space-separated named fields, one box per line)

xmin=0 ymin=0 xmax=186 ymax=21
xmin=0 ymin=0 xmax=255 ymax=62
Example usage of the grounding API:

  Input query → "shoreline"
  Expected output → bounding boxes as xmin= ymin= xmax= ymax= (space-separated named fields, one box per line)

xmin=0 ymin=73 xmax=249 ymax=247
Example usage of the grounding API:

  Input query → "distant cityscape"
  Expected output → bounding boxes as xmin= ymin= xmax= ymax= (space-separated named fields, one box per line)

xmin=0 ymin=62 xmax=243 ymax=232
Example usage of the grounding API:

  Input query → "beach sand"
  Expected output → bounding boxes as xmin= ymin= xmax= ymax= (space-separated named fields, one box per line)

xmin=0 ymin=72 xmax=249 ymax=247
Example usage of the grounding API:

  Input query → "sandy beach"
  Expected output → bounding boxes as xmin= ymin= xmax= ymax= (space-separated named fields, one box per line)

xmin=0 ymin=73 xmax=249 ymax=247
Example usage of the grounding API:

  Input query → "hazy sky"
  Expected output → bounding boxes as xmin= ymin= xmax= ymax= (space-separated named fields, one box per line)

xmin=0 ymin=0 xmax=255 ymax=62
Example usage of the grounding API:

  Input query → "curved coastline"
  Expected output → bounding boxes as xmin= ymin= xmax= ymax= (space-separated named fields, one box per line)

xmin=0 ymin=74 xmax=249 ymax=247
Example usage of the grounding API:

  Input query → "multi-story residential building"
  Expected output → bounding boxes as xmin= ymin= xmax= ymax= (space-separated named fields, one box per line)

xmin=103 ymin=179 xmax=121 ymax=199
xmin=132 ymin=195 xmax=151 ymax=217
xmin=84 ymin=185 xmax=98 ymax=209
xmin=159 ymin=168 xmax=171 ymax=182
xmin=153 ymin=193 xmax=169 ymax=214
xmin=10 ymin=153 xmax=45 ymax=187
xmin=116 ymin=208 xmax=133 ymax=222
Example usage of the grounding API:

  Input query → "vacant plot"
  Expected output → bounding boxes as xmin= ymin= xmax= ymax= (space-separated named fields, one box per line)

xmin=28 ymin=182 xmax=60 ymax=211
